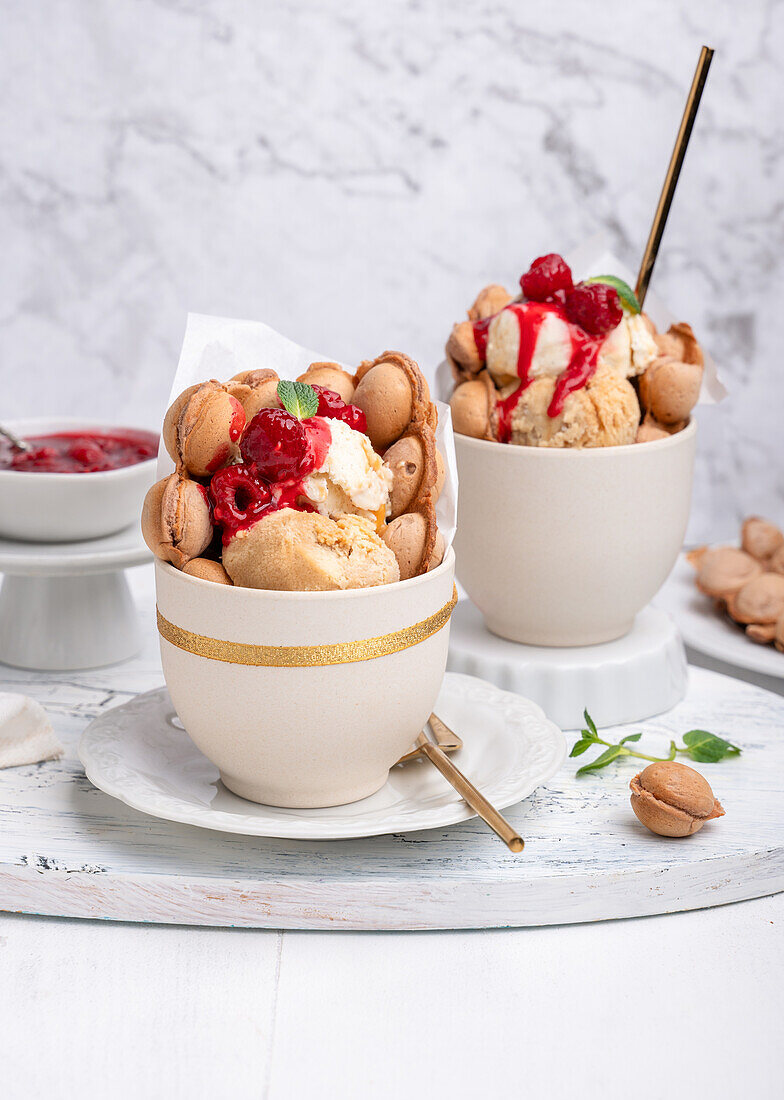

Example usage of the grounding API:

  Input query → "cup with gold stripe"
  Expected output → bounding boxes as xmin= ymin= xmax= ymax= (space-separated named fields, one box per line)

xmin=155 ymin=548 xmax=456 ymax=807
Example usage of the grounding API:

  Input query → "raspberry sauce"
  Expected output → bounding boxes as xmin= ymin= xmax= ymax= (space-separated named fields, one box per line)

xmin=0 ymin=430 xmax=159 ymax=473
xmin=473 ymin=301 xmax=605 ymax=435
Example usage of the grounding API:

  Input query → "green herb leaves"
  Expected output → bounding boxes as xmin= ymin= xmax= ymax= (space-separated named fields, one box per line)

xmin=277 ymin=380 xmax=318 ymax=420
xmin=570 ymin=710 xmax=741 ymax=776
xmin=680 ymin=730 xmax=742 ymax=764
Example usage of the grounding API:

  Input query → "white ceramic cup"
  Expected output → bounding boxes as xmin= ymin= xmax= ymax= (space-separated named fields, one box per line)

xmin=156 ymin=548 xmax=456 ymax=808
xmin=0 ymin=418 xmax=158 ymax=542
xmin=453 ymin=422 xmax=697 ymax=646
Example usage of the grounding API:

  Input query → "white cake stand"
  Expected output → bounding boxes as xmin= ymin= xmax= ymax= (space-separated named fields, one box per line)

xmin=447 ymin=599 xmax=688 ymax=729
xmin=0 ymin=525 xmax=151 ymax=670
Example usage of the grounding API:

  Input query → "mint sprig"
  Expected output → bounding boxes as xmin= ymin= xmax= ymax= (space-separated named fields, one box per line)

xmin=277 ymin=380 xmax=318 ymax=420
xmin=570 ymin=710 xmax=741 ymax=777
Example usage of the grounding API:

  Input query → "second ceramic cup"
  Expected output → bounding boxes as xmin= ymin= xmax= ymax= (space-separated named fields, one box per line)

xmin=453 ymin=422 xmax=696 ymax=646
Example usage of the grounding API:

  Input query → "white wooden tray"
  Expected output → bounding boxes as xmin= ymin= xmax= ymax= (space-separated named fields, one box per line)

xmin=0 ymin=651 xmax=782 ymax=929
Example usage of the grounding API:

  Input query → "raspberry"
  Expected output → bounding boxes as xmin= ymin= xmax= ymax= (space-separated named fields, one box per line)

xmin=312 ymin=385 xmax=345 ymax=417
xmin=520 ymin=253 xmax=573 ymax=301
xmin=311 ymin=384 xmax=368 ymax=435
xmin=240 ymin=408 xmax=317 ymax=482
xmin=564 ymin=282 xmax=623 ymax=336
xmin=209 ymin=464 xmax=272 ymax=531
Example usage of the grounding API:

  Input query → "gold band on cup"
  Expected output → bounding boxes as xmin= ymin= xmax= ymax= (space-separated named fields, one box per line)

xmin=156 ymin=585 xmax=458 ymax=668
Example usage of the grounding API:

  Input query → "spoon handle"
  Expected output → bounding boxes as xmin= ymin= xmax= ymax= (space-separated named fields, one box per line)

xmin=0 ymin=425 xmax=32 ymax=453
xmin=414 ymin=732 xmax=524 ymax=853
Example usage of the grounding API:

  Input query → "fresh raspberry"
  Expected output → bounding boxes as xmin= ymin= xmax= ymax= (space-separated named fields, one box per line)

xmin=240 ymin=408 xmax=317 ymax=482
xmin=311 ymin=384 xmax=367 ymax=435
xmin=209 ymin=464 xmax=272 ymax=531
xmin=564 ymin=282 xmax=623 ymax=336
xmin=520 ymin=254 xmax=573 ymax=301
xmin=312 ymin=385 xmax=345 ymax=417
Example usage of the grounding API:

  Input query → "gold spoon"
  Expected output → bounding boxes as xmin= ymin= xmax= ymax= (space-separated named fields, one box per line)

xmin=399 ymin=713 xmax=524 ymax=854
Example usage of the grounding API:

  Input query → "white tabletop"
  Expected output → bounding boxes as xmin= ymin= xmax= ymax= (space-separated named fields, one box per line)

xmin=1 ymin=564 xmax=782 ymax=1100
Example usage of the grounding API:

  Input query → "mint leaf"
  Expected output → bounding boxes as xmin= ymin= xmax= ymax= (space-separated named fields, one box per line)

xmin=668 ymin=741 xmax=678 ymax=760
xmin=620 ymin=733 xmax=642 ymax=744
xmin=569 ymin=738 xmax=593 ymax=758
xmin=583 ymin=710 xmax=599 ymax=738
xmin=583 ymin=275 xmax=641 ymax=315
xmin=576 ymin=745 xmax=624 ymax=776
xmin=681 ymin=730 xmax=741 ymax=764
xmin=277 ymin=380 xmax=318 ymax=420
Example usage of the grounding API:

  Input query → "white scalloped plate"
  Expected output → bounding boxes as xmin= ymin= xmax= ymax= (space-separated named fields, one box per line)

xmin=79 ymin=673 xmax=566 ymax=840
xmin=656 ymin=553 xmax=784 ymax=680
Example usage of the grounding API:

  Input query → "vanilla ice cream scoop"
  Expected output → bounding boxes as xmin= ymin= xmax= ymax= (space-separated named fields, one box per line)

xmin=300 ymin=418 xmax=392 ymax=523
xmin=486 ymin=305 xmax=572 ymax=388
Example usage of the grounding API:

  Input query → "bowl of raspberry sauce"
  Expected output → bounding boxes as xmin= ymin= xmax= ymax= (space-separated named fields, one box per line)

xmin=0 ymin=420 xmax=159 ymax=542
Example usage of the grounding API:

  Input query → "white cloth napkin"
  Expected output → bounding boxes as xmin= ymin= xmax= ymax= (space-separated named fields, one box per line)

xmin=0 ymin=693 xmax=64 ymax=768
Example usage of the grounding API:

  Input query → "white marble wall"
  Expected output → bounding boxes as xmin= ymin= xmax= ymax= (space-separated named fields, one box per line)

xmin=1 ymin=0 xmax=781 ymax=541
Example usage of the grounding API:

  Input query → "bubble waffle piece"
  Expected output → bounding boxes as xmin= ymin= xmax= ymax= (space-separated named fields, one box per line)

xmin=142 ymin=473 xmax=213 ymax=568
xmin=635 ymin=415 xmax=672 ymax=443
xmin=726 ymin=573 xmax=784 ymax=625
xmin=353 ymin=351 xmax=443 ymax=578
xmin=638 ymin=323 xmax=704 ymax=427
xmin=449 ymin=372 xmax=497 ymax=440
xmin=769 ymin=545 xmax=784 ymax=575
xmin=446 ymin=321 xmax=485 ymax=383
xmin=468 ymin=284 xmax=513 ymax=321
xmin=182 ymin=558 xmax=233 ymax=585
xmin=353 ymin=351 xmax=435 ymax=451
xmin=384 ymin=422 xmax=442 ymax=520
xmin=692 ymin=546 xmax=763 ymax=600
xmin=297 ymin=362 xmax=356 ymax=404
xmin=381 ymin=501 xmax=443 ymax=582
xmin=741 ymin=516 xmax=784 ymax=563
xmin=163 ymin=380 xmax=246 ymax=477
xmin=228 ymin=369 xmax=281 ymax=421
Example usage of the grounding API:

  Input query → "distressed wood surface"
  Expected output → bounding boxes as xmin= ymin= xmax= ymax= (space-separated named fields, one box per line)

xmin=0 ymin=567 xmax=782 ymax=929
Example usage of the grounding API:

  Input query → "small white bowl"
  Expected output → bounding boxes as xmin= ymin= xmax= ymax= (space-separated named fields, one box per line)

xmin=0 ymin=418 xmax=158 ymax=542
xmin=453 ymin=422 xmax=697 ymax=646
xmin=156 ymin=547 xmax=457 ymax=808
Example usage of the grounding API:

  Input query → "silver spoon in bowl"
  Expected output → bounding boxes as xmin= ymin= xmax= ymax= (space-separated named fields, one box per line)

xmin=0 ymin=425 xmax=32 ymax=454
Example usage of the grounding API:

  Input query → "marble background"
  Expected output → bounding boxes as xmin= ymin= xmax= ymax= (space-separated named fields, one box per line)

xmin=1 ymin=0 xmax=781 ymax=541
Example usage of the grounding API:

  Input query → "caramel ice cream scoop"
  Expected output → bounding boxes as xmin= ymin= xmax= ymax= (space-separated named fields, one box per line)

xmin=297 ymin=362 xmax=356 ymax=404
xmin=636 ymin=416 xmax=671 ymax=443
xmin=223 ymin=508 xmax=400 ymax=592
xmin=630 ymin=761 xmax=724 ymax=837
xmin=142 ymin=473 xmax=213 ymax=568
xmin=507 ymin=368 xmax=639 ymax=448
xmin=163 ymin=380 xmax=246 ymax=477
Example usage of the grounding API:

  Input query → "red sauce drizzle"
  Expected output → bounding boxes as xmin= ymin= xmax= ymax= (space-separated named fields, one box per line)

xmin=1 ymin=430 xmax=159 ymax=473
xmin=472 ymin=301 xmax=604 ymax=432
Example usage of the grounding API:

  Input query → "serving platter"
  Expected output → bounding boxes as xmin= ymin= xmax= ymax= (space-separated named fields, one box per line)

xmin=0 ymin=654 xmax=782 ymax=930
xmin=656 ymin=553 xmax=784 ymax=680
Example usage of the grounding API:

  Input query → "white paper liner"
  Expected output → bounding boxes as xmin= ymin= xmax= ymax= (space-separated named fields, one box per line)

xmin=159 ymin=314 xmax=458 ymax=550
xmin=436 ymin=236 xmax=728 ymax=406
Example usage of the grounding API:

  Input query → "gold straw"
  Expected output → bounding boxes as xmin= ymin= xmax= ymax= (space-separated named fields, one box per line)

xmin=635 ymin=45 xmax=714 ymax=307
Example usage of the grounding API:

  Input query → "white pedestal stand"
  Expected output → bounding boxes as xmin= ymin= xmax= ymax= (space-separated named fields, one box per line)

xmin=447 ymin=600 xmax=688 ymax=729
xmin=0 ymin=527 xmax=151 ymax=671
